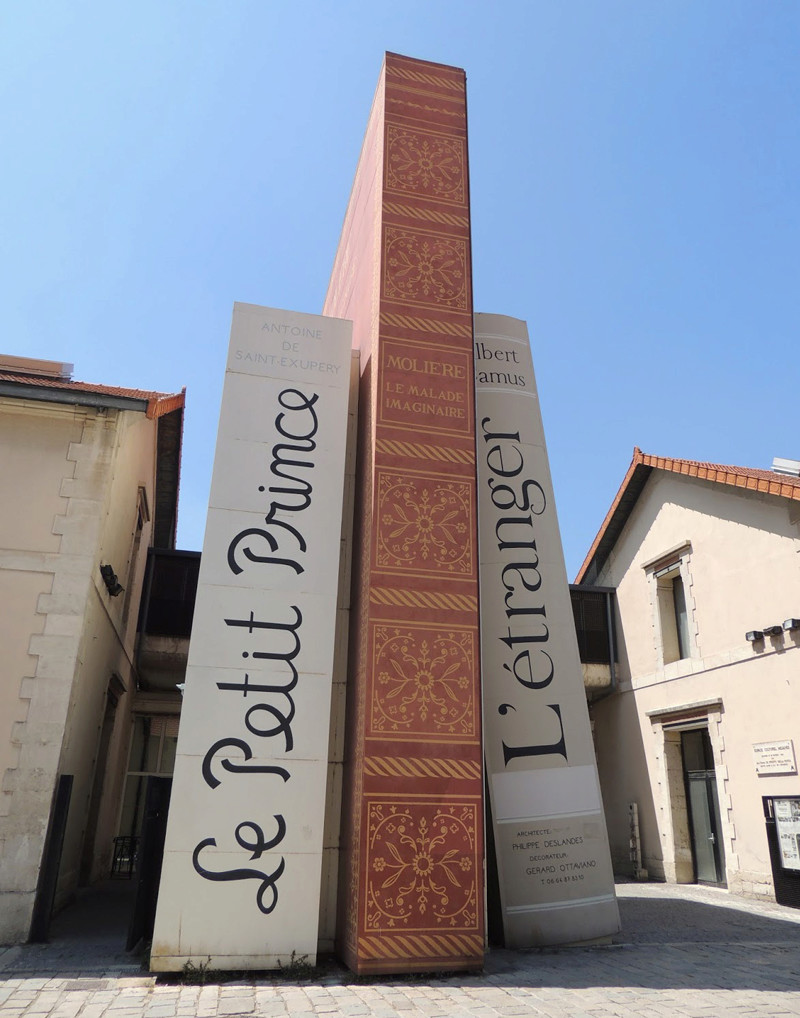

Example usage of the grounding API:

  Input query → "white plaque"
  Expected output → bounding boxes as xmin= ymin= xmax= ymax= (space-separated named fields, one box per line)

xmin=774 ymin=798 xmax=800 ymax=870
xmin=151 ymin=304 xmax=352 ymax=971
xmin=753 ymin=740 xmax=797 ymax=775
xmin=475 ymin=313 xmax=619 ymax=947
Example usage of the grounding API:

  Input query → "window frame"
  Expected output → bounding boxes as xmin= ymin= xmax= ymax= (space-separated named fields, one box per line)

xmin=644 ymin=541 xmax=697 ymax=668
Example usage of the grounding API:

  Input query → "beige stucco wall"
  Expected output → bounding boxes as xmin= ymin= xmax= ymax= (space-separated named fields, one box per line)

xmin=95 ymin=411 xmax=157 ymax=655
xmin=0 ymin=398 xmax=159 ymax=942
xmin=55 ymin=410 xmax=158 ymax=902
xmin=0 ymin=571 xmax=51 ymax=810
xmin=591 ymin=471 xmax=800 ymax=899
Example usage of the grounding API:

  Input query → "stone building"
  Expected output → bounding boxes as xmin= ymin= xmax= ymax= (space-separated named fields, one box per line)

xmin=575 ymin=448 xmax=800 ymax=903
xmin=0 ymin=355 xmax=185 ymax=943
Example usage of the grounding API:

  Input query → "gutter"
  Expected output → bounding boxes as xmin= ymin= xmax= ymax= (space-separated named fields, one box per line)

xmin=0 ymin=381 xmax=149 ymax=414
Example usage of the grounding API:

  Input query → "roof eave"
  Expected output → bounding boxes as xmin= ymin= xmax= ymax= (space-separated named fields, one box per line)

xmin=153 ymin=396 xmax=185 ymax=550
xmin=575 ymin=448 xmax=648 ymax=585
xmin=575 ymin=448 xmax=800 ymax=585
xmin=0 ymin=380 xmax=150 ymax=413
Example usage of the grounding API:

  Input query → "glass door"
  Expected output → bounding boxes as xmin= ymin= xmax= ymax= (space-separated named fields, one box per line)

xmin=682 ymin=729 xmax=726 ymax=885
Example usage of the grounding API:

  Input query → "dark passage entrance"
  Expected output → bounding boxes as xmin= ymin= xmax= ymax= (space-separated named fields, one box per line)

xmin=29 ymin=774 xmax=73 ymax=941
xmin=127 ymin=776 xmax=172 ymax=950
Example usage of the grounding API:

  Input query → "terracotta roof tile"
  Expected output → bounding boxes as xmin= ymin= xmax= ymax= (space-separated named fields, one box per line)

xmin=575 ymin=448 xmax=800 ymax=584
xmin=636 ymin=450 xmax=800 ymax=500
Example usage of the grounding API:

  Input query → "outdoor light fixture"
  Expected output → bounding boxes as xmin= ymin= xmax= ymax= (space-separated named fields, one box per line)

xmin=746 ymin=630 xmax=764 ymax=643
xmin=100 ymin=563 xmax=124 ymax=597
xmin=763 ymin=625 xmax=783 ymax=638
xmin=783 ymin=618 xmax=800 ymax=632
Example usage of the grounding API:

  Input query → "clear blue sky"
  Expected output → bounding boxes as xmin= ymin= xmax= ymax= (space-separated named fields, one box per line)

xmin=2 ymin=1 xmax=798 ymax=577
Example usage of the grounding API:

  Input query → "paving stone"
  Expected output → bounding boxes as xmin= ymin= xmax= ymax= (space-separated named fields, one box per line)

xmin=77 ymin=1006 xmax=111 ymax=1018
xmin=3 ymin=884 xmax=800 ymax=1018
xmin=217 ymin=997 xmax=254 ymax=1014
xmin=252 ymin=1001 xmax=288 ymax=1016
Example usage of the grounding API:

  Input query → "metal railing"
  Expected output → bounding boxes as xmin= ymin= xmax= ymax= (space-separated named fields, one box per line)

xmin=111 ymin=835 xmax=139 ymax=878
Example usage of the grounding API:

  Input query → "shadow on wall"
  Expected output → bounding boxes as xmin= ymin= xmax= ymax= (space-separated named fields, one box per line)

xmin=592 ymin=675 xmax=662 ymax=879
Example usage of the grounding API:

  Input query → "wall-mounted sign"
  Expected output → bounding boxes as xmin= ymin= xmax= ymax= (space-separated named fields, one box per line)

xmin=151 ymin=304 xmax=352 ymax=971
xmin=774 ymin=798 xmax=800 ymax=871
xmin=753 ymin=740 xmax=797 ymax=775
xmin=474 ymin=313 xmax=619 ymax=948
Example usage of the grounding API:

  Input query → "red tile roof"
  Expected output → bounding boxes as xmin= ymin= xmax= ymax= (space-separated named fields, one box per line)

xmin=575 ymin=447 xmax=800 ymax=584
xmin=0 ymin=371 xmax=185 ymax=419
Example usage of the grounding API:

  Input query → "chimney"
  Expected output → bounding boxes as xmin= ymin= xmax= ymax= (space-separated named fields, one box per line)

xmin=0 ymin=355 xmax=73 ymax=380
xmin=771 ymin=457 xmax=800 ymax=477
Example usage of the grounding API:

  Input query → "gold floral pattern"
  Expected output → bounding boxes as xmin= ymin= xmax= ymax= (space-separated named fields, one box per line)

xmin=366 ymin=802 xmax=479 ymax=930
xmin=386 ymin=126 xmax=465 ymax=203
xmin=371 ymin=626 xmax=475 ymax=735
xmin=377 ymin=473 xmax=471 ymax=573
xmin=383 ymin=228 xmax=467 ymax=310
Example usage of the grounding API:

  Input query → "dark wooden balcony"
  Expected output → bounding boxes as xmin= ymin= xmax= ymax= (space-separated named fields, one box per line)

xmin=569 ymin=584 xmax=617 ymax=698
xmin=136 ymin=549 xmax=200 ymax=692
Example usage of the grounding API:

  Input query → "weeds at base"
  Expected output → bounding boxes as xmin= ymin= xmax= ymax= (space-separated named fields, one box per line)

xmin=181 ymin=956 xmax=215 ymax=984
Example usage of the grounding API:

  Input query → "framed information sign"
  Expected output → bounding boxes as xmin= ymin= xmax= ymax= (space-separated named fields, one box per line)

xmin=773 ymin=798 xmax=800 ymax=871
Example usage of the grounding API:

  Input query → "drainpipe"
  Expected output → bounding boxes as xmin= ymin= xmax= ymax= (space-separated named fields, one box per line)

xmin=135 ymin=548 xmax=155 ymax=679
xmin=605 ymin=589 xmax=617 ymax=693
xmin=628 ymin=802 xmax=648 ymax=880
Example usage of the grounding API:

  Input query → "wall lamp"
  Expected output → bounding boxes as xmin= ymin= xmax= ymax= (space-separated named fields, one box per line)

xmin=746 ymin=630 xmax=764 ymax=643
xmin=783 ymin=618 xmax=800 ymax=632
xmin=763 ymin=625 xmax=784 ymax=638
xmin=100 ymin=564 xmax=124 ymax=597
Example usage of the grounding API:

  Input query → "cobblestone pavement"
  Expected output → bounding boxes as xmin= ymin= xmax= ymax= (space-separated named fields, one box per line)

xmin=2 ymin=881 xmax=800 ymax=1017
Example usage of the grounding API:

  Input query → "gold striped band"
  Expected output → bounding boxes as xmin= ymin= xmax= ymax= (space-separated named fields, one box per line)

xmin=375 ymin=437 xmax=474 ymax=464
xmin=380 ymin=311 xmax=472 ymax=338
xmin=387 ymin=66 xmax=463 ymax=92
xmin=369 ymin=586 xmax=478 ymax=612
xmin=358 ymin=932 xmax=483 ymax=960
xmin=383 ymin=201 xmax=469 ymax=228
xmin=364 ymin=756 xmax=481 ymax=781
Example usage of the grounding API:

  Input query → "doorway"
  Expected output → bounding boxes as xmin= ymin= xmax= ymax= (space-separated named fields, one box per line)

xmin=681 ymin=728 xmax=726 ymax=885
xmin=127 ymin=776 xmax=172 ymax=950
